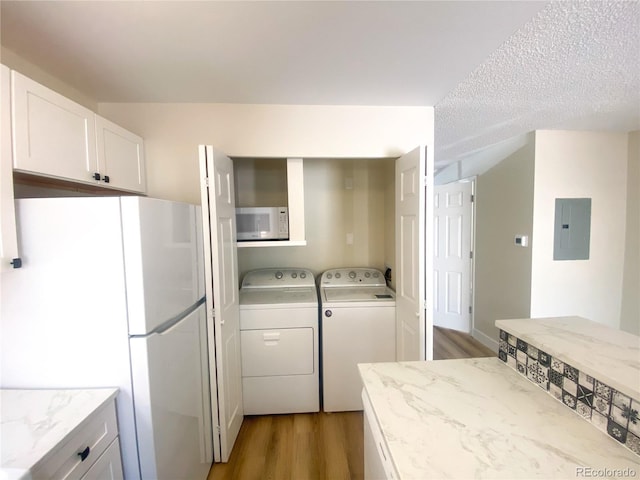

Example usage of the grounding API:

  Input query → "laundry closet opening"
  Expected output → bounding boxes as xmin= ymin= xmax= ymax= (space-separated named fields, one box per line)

xmin=233 ymin=157 xmax=397 ymax=287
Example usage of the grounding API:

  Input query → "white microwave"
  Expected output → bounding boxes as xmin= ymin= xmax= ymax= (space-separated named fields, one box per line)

xmin=236 ymin=207 xmax=289 ymax=241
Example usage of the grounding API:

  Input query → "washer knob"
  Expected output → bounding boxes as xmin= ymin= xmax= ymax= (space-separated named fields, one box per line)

xmin=292 ymin=272 xmax=298 ymax=278
xmin=335 ymin=272 xmax=341 ymax=279
xmin=373 ymin=272 xmax=379 ymax=278
xmin=327 ymin=273 xmax=333 ymax=279
xmin=275 ymin=271 xmax=283 ymax=279
xmin=300 ymin=272 xmax=306 ymax=279
xmin=365 ymin=272 xmax=371 ymax=278
xmin=349 ymin=271 xmax=357 ymax=279
xmin=325 ymin=310 xmax=332 ymax=317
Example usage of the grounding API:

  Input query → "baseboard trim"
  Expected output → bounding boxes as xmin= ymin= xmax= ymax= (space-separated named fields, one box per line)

xmin=472 ymin=328 xmax=498 ymax=352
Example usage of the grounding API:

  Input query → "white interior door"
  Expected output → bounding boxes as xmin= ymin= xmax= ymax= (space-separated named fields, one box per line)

xmin=395 ymin=145 xmax=432 ymax=361
xmin=199 ymin=145 xmax=243 ymax=463
xmin=434 ymin=181 xmax=473 ymax=332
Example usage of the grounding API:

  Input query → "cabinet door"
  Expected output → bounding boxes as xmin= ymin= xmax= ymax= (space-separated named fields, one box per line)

xmin=11 ymin=70 xmax=98 ymax=183
xmin=95 ymin=115 xmax=146 ymax=193
xmin=1 ymin=65 xmax=20 ymax=271
xmin=363 ymin=391 xmax=398 ymax=480
xmin=81 ymin=439 xmax=124 ymax=480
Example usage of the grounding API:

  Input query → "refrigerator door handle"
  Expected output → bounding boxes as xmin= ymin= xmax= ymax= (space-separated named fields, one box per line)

xmin=133 ymin=297 xmax=206 ymax=337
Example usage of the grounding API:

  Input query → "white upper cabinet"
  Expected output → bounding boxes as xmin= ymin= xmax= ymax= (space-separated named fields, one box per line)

xmin=96 ymin=115 xmax=146 ymax=193
xmin=10 ymin=69 xmax=146 ymax=194
xmin=11 ymin=70 xmax=98 ymax=183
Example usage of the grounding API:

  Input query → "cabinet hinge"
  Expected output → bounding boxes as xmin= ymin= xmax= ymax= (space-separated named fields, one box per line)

xmin=210 ymin=308 xmax=216 ymax=319
xmin=470 ymin=194 xmax=475 ymax=203
xmin=469 ymin=251 xmax=473 ymax=259
xmin=469 ymin=306 xmax=473 ymax=314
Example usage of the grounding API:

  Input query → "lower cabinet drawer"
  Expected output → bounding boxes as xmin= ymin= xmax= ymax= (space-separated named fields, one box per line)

xmin=81 ymin=438 xmax=123 ymax=480
xmin=32 ymin=401 xmax=119 ymax=480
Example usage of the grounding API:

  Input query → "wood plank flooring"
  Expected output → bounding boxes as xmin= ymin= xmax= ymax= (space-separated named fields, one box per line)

xmin=433 ymin=326 xmax=496 ymax=360
xmin=207 ymin=327 xmax=496 ymax=480
xmin=208 ymin=411 xmax=363 ymax=480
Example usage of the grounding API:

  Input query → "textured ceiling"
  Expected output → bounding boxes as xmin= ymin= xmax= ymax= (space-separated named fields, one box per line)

xmin=435 ymin=0 xmax=640 ymax=169
xmin=1 ymin=1 xmax=638 ymax=171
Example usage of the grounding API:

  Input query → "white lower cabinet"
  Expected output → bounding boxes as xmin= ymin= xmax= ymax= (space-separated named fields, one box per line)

xmin=81 ymin=439 xmax=124 ymax=480
xmin=31 ymin=400 xmax=123 ymax=480
xmin=363 ymin=390 xmax=398 ymax=480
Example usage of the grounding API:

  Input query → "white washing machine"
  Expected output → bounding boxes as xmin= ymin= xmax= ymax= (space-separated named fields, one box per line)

xmin=239 ymin=268 xmax=319 ymax=414
xmin=319 ymin=268 xmax=396 ymax=412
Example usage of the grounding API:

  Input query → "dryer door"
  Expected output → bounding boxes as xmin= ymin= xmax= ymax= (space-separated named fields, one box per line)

xmin=241 ymin=328 xmax=314 ymax=376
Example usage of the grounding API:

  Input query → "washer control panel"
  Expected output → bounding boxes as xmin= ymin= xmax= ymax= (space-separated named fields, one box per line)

xmin=241 ymin=268 xmax=315 ymax=288
xmin=320 ymin=268 xmax=386 ymax=287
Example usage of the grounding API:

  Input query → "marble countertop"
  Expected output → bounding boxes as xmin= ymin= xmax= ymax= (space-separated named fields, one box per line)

xmin=495 ymin=316 xmax=640 ymax=401
xmin=1 ymin=388 xmax=118 ymax=478
xmin=359 ymin=358 xmax=640 ymax=479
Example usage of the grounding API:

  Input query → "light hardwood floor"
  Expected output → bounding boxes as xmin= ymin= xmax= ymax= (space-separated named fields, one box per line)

xmin=208 ymin=411 xmax=363 ymax=480
xmin=208 ymin=327 xmax=495 ymax=480
xmin=432 ymin=325 xmax=496 ymax=360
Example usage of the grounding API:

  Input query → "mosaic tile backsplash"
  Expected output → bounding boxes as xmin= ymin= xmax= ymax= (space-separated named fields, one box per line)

xmin=498 ymin=329 xmax=640 ymax=457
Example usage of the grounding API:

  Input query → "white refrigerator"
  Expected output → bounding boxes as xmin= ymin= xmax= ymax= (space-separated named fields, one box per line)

xmin=0 ymin=196 xmax=213 ymax=480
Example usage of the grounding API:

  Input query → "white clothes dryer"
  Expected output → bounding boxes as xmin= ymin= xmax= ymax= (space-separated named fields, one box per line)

xmin=319 ymin=268 xmax=396 ymax=412
xmin=239 ymin=268 xmax=319 ymax=414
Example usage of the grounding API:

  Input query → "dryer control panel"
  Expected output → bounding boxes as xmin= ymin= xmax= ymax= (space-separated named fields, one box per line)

xmin=320 ymin=268 xmax=386 ymax=287
xmin=241 ymin=268 xmax=315 ymax=289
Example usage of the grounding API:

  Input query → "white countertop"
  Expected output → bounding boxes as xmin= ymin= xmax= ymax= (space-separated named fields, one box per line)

xmin=1 ymin=388 xmax=118 ymax=478
xmin=495 ymin=316 xmax=640 ymax=401
xmin=359 ymin=358 xmax=640 ymax=479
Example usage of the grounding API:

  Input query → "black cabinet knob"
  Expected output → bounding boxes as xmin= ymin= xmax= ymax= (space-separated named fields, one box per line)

xmin=103 ymin=175 xmax=110 ymax=183
xmin=93 ymin=172 xmax=101 ymax=181
xmin=78 ymin=446 xmax=91 ymax=462
xmin=10 ymin=258 xmax=22 ymax=269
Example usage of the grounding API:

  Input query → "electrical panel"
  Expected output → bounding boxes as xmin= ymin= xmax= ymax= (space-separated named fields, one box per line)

xmin=553 ymin=198 xmax=591 ymax=261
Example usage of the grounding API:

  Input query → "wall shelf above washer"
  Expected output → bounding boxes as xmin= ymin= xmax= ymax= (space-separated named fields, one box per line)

xmin=237 ymin=240 xmax=307 ymax=248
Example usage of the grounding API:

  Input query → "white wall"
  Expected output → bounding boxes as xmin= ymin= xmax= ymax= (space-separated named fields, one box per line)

xmin=620 ymin=130 xmax=640 ymax=335
xmin=474 ymin=135 xmax=535 ymax=343
xmin=98 ymin=103 xmax=433 ymax=204
xmin=97 ymin=103 xmax=431 ymax=279
xmin=1 ymin=48 xmax=98 ymax=110
xmin=531 ymin=130 xmax=628 ymax=328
